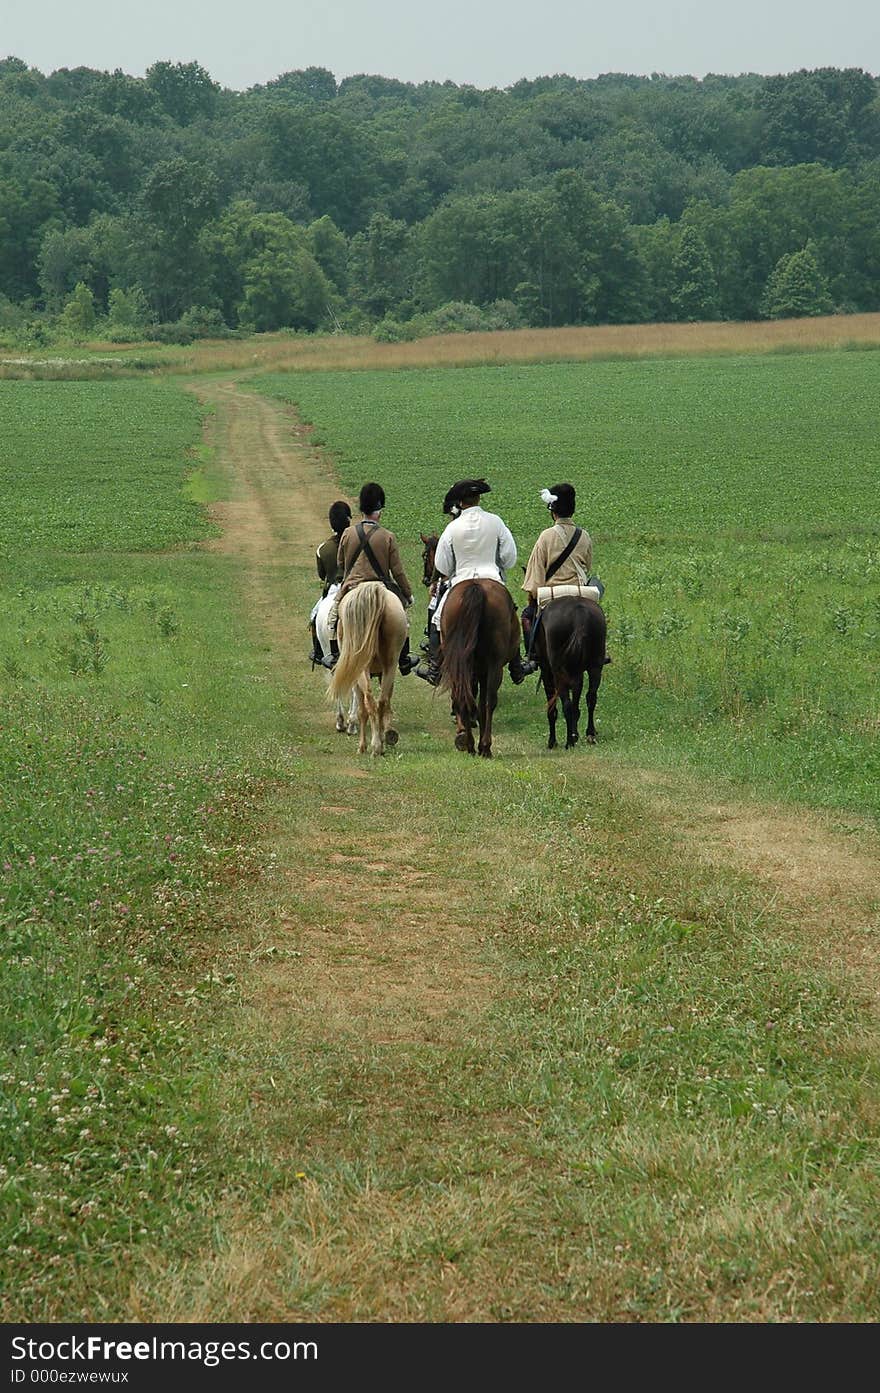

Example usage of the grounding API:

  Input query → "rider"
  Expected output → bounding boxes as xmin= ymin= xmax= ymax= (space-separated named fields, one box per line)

xmin=322 ymin=481 xmax=419 ymax=675
xmin=521 ymin=482 xmax=603 ymax=654
xmin=414 ymin=478 xmax=538 ymax=686
xmin=309 ymin=499 xmax=352 ymax=664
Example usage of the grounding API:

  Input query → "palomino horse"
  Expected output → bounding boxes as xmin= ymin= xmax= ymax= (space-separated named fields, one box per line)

xmin=328 ymin=582 xmax=408 ymax=756
xmin=440 ymin=579 xmax=520 ymax=758
xmin=314 ymin=591 xmax=358 ymax=735
xmin=532 ymin=596 xmax=607 ymax=749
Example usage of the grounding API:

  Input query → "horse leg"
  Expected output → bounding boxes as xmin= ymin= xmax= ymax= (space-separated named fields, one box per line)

xmin=477 ymin=667 xmax=501 ymax=758
xmin=356 ymin=679 xmax=369 ymax=755
xmin=363 ymin=684 xmax=382 ymax=757
xmin=565 ymin=673 xmax=583 ymax=749
xmin=454 ymin=703 xmax=476 ymax=754
xmin=585 ymin=665 xmax=603 ymax=744
xmin=347 ymin=687 xmax=359 ymax=735
xmin=378 ymin=669 xmax=398 ymax=751
xmin=542 ymin=665 xmax=558 ymax=750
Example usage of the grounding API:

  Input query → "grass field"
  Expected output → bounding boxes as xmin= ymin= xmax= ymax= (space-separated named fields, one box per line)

xmin=0 ymin=379 xmax=292 ymax=1316
xmin=255 ymin=351 xmax=880 ymax=823
xmin=2 ymin=347 xmax=879 ymax=1322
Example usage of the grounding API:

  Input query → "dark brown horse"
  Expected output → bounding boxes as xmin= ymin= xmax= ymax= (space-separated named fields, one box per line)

xmin=419 ymin=532 xmax=439 ymax=588
xmin=440 ymin=580 xmax=520 ymax=757
xmin=534 ymin=597 xmax=607 ymax=749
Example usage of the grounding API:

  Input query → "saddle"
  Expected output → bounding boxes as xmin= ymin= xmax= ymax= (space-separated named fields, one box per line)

xmin=537 ymin=582 xmax=602 ymax=608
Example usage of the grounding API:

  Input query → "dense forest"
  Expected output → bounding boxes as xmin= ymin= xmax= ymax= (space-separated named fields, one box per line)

xmin=1 ymin=56 xmax=879 ymax=343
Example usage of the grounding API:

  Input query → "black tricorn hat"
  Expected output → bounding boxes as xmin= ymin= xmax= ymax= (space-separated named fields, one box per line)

xmin=445 ymin=478 xmax=491 ymax=511
xmin=542 ymin=483 xmax=576 ymax=516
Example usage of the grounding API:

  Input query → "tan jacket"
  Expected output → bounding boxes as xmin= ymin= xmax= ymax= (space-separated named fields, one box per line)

xmin=523 ymin=519 xmax=593 ymax=597
xmin=337 ymin=520 xmax=412 ymax=600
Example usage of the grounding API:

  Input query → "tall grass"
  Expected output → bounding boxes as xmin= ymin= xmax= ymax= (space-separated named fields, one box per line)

xmin=3 ymin=312 xmax=880 ymax=380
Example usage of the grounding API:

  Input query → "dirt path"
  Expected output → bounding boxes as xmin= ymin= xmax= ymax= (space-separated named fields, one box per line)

xmin=190 ymin=376 xmax=505 ymax=1035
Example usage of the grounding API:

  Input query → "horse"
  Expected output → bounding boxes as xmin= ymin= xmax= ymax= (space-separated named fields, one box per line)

xmin=440 ymin=579 xmax=520 ymax=758
xmin=327 ymin=582 xmax=408 ymax=756
xmin=419 ymin=532 xmax=439 ymax=589
xmin=314 ymin=591 xmax=358 ymax=735
xmin=533 ymin=596 xmax=607 ymax=749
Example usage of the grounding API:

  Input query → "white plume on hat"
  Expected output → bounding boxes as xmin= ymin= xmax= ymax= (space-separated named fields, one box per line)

xmin=540 ymin=488 xmax=558 ymax=505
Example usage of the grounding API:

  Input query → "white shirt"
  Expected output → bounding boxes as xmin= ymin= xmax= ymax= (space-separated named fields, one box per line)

xmin=434 ymin=506 xmax=517 ymax=587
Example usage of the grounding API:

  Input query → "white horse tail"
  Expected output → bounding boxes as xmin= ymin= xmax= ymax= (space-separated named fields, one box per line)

xmin=328 ymin=583 xmax=386 ymax=699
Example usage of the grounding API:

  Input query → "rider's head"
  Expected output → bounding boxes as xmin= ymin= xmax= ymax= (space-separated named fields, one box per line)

xmin=359 ymin=482 xmax=385 ymax=516
xmin=329 ymin=500 xmax=352 ymax=535
xmin=445 ymin=478 xmax=490 ymax=513
xmin=542 ymin=483 xmax=575 ymax=519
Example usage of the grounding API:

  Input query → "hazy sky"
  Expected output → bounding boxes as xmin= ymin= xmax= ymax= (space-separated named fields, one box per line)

xmin=3 ymin=0 xmax=879 ymax=89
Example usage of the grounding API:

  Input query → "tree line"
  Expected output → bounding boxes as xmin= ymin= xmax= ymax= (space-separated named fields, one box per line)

xmin=1 ymin=57 xmax=879 ymax=343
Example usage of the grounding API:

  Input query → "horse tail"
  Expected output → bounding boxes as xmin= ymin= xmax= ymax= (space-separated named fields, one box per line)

xmin=557 ymin=603 xmax=605 ymax=675
xmin=440 ymin=583 xmax=483 ymax=720
xmin=328 ymin=584 xmax=385 ymax=699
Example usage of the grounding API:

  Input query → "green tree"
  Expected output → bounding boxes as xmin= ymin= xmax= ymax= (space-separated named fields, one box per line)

xmin=201 ymin=201 xmax=332 ymax=331
xmin=348 ymin=212 xmax=413 ymax=317
xmin=58 ymin=280 xmax=96 ymax=337
xmin=141 ymin=158 xmax=220 ymax=318
xmin=669 ymin=226 xmax=720 ymax=321
xmin=760 ymin=243 xmax=833 ymax=318
xmin=107 ymin=284 xmax=150 ymax=327
xmin=38 ymin=225 xmax=98 ymax=312
xmin=144 ymin=61 xmax=219 ymax=125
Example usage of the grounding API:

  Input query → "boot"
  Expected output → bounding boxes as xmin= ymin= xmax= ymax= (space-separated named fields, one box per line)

xmin=320 ymin=637 xmax=340 ymax=670
xmin=398 ymin=635 xmax=419 ymax=676
xmin=414 ymin=626 xmax=442 ymax=685
xmin=508 ymin=648 xmax=538 ymax=685
xmin=309 ymin=621 xmax=324 ymax=665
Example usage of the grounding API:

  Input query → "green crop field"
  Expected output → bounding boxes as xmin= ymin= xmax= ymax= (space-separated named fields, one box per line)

xmin=255 ymin=351 xmax=880 ymax=823
xmin=0 ymin=378 xmax=290 ymax=1316
xmin=3 ymin=353 xmax=879 ymax=1324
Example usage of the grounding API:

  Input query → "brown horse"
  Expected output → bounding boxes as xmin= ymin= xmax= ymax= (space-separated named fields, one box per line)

xmin=419 ymin=532 xmax=439 ymax=589
xmin=440 ymin=580 xmax=520 ymax=757
xmin=327 ymin=582 xmax=408 ymax=756
xmin=534 ymin=596 xmax=607 ymax=749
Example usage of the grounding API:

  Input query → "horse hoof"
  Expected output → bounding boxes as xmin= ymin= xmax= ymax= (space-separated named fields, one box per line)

xmin=347 ymin=723 xmax=358 ymax=736
xmin=479 ymin=748 xmax=492 ymax=759
xmin=384 ymin=727 xmax=399 ymax=746
xmin=454 ymin=731 xmax=470 ymax=752
xmin=586 ymin=734 xmax=597 ymax=745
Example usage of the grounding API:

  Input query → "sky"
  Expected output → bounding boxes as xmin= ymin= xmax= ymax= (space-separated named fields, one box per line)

xmin=3 ymin=0 xmax=879 ymax=90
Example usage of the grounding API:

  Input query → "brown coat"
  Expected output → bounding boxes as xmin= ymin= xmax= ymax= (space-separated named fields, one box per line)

xmin=523 ymin=520 xmax=593 ymax=597
xmin=336 ymin=520 xmax=413 ymax=601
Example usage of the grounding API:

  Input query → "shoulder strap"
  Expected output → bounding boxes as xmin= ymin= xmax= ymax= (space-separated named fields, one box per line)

xmin=350 ymin=522 xmax=392 ymax=585
xmin=544 ymin=527 xmax=582 ymax=583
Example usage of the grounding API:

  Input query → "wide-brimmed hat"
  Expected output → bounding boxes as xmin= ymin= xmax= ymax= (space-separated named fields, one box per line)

xmin=444 ymin=478 xmax=491 ymax=512
xmin=540 ymin=483 xmax=576 ymax=516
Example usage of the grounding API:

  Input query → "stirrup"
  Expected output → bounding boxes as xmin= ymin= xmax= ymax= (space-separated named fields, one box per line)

xmin=509 ymin=656 xmax=538 ymax=685
xmin=414 ymin=661 xmax=441 ymax=686
xmin=320 ymin=653 xmax=338 ymax=670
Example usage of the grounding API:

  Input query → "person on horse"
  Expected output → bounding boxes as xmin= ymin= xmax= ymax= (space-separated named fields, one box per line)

xmin=322 ymin=481 xmax=419 ymax=675
xmin=414 ymin=478 xmax=538 ymax=686
xmin=521 ymin=482 xmax=604 ymax=655
xmin=309 ymin=499 xmax=352 ymax=664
